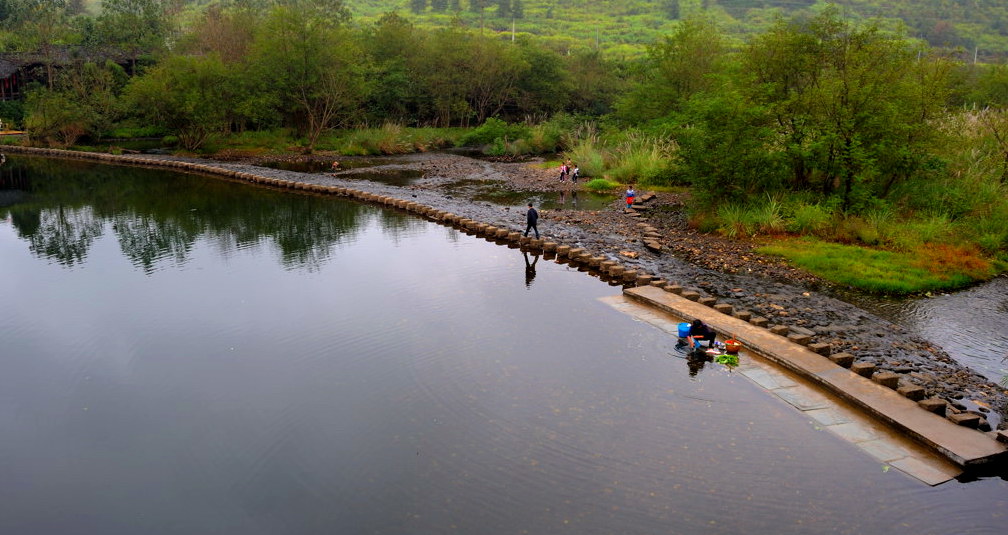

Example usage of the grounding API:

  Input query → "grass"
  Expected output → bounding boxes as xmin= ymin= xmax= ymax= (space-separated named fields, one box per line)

xmin=757 ymin=238 xmax=997 ymax=294
xmin=585 ymin=178 xmax=618 ymax=192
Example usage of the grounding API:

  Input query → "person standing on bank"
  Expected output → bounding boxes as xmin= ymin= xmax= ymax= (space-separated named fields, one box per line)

xmin=625 ymin=185 xmax=636 ymax=209
xmin=524 ymin=203 xmax=539 ymax=239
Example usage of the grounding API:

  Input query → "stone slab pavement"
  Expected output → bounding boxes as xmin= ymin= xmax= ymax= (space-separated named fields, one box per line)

xmin=616 ymin=286 xmax=1008 ymax=481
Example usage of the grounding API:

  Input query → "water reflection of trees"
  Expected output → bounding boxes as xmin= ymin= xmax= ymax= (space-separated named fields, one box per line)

xmin=24 ymin=205 xmax=105 ymax=266
xmin=2 ymin=156 xmax=377 ymax=272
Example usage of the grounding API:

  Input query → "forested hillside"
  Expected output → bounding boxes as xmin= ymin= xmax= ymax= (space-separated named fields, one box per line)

xmin=1 ymin=0 xmax=1007 ymax=289
xmin=345 ymin=0 xmax=1008 ymax=58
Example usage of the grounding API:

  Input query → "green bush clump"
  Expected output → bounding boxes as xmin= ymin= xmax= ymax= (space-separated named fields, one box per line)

xmin=787 ymin=202 xmax=832 ymax=234
xmin=107 ymin=125 xmax=168 ymax=139
xmin=585 ymin=178 xmax=617 ymax=192
xmin=566 ymin=141 xmax=605 ymax=177
xmin=457 ymin=118 xmax=529 ymax=148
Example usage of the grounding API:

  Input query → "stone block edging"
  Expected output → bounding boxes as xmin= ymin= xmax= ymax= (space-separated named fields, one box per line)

xmin=623 ymin=285 xmax=1007 ymax=469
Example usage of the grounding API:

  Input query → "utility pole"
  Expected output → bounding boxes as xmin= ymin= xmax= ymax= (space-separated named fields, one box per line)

xmin=512 ymin=17 xmax=515 ymax=42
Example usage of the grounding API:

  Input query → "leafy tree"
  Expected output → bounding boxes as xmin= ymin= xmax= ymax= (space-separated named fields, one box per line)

xmin=416 ymin=27 xmax=476 ymax=126
xmin=617 ymin=15 xmax=728 ymax=124
xmin=181 ymin=3 xmax=260 ymax=63
xmin=361 ymin=12 xmax=426 ymax=124
xmin=430 ymin=0 xmax=447 ymax=12
xmin=410 ymin=0 xmax=426 ymax=14
xmin=512 ymin=0 xmax=522 ymax=19
xmin=663 ymin=0 xmax=679 ymax=20
xmin=676 ymin=91 xmax=786 ymax=202
xmin=24 ymin=88 xmax=92 ymax=146
xmin=13 ymin=0 xmax=72 ymax=88
xmin=496 ymin=0 xmax=510 ymax=19
xmin=464 ymin=35 xmax=528 ymax=123
xmin=248 ymin=0 xmax=362 ymax=150
xmin=739 ymin=9 xmax=943 ymax=211
xmin=66 ymin=0 xmax=85 ymax=16
xmin=98 ymin=0 xmax=173 ymax=69
xmin=468 ymin=0 xmax=487 ymax=14
xmin=565 ymin=49 xmax=625 ymax=115
xmin=123 ymin=54 xmax=235 ymax=150
xmin=56 ymin=61 xmax=129 ymax=139
xmin=512 ymin=38 xmax=570 ymax=116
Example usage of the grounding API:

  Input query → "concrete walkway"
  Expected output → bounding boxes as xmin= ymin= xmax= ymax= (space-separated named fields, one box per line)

xmin=624 ymin=285 xmax=1007 ymax=473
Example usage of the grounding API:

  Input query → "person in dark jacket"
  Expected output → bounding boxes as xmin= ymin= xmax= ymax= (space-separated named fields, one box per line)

xmin=687 ymin=319 xmax=716 ymax=351
xmin=524 ymin=203 xmax=539 ymax=238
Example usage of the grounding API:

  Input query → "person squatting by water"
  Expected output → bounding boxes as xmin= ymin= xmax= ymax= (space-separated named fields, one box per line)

xmin=524 ymin=203 xmax=539 ymax=239
xmin=625 ymin=185 xmax=636 ymax=209
xmin=687 ymin=319 xmax=717 ymax=353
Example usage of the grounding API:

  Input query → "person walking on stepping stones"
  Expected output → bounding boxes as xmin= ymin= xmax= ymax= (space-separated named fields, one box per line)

xmin=625 ymin=185 xmax=636 ymax=209
xmin=524 ymin=203 xmax=539 ymax=239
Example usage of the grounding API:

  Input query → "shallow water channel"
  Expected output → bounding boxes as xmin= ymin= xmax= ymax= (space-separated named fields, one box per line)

xmin=1 ymin=156 xmax=1006 ymax=534
xmin=843 ymin=280 xmax=1008 ymax=384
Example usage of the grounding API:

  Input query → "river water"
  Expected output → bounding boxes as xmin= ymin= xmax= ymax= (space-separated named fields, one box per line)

xmin=1 ymin=156 xmax=1006 ymax=534
xmin=843 ymin=280 xmax=1008 ymax=384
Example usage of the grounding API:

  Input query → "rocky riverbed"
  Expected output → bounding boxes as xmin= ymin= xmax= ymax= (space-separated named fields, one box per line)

xmin=170 ymin=150 xmax=1008 ymax=431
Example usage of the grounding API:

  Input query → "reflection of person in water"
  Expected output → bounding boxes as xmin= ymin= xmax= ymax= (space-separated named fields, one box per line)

xmin=675 ymin=338 xmax=714 ymax=377
xmin=523 ymin=251 xmax=539 ymax=288
xmin=686 ymin=351 xmax=711 ymax=377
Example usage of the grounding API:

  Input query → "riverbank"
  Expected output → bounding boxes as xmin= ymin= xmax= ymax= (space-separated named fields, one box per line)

xmin=5 ymin=146 xmax=1006 ymax=431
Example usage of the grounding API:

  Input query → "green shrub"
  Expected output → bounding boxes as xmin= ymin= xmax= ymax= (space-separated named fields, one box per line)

xmin=107 ymin=125 xmax=168 ymax=138
xmin=566 ymin=140 xmax=605 ymax=177
xmin=787 ymin=202 xmax=832 ymax=234
xmin=752 ymin=195 xmax=786 ymax=234
xmin=457 ymin=117 xmax=528 ymax=147
xmin=507 ymin=138 xmax=532 ymax=156
xmin=717 ymin=203 xmax=754 ymax=238
xmin=604 ymin=133 xmax=676 ymax=186
xmin=585 ymin=178 xmax=618 ymax=192
xmin=486 ymin=137 xmax=507 ymax=156
xmin=0 ymin=99 xmax=25 ymax=127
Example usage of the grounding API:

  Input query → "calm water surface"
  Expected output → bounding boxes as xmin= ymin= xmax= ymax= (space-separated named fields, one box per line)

xmin=1 ymin=157 xmax=1005 ymax=534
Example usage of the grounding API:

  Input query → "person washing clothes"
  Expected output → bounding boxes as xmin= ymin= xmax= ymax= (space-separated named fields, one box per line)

xmin=687 ymin=319 xmax=717 ymax=351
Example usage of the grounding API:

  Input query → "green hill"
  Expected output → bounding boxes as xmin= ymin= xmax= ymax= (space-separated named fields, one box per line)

xmin=343 ymin=0 xmax=1008 ymax=58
